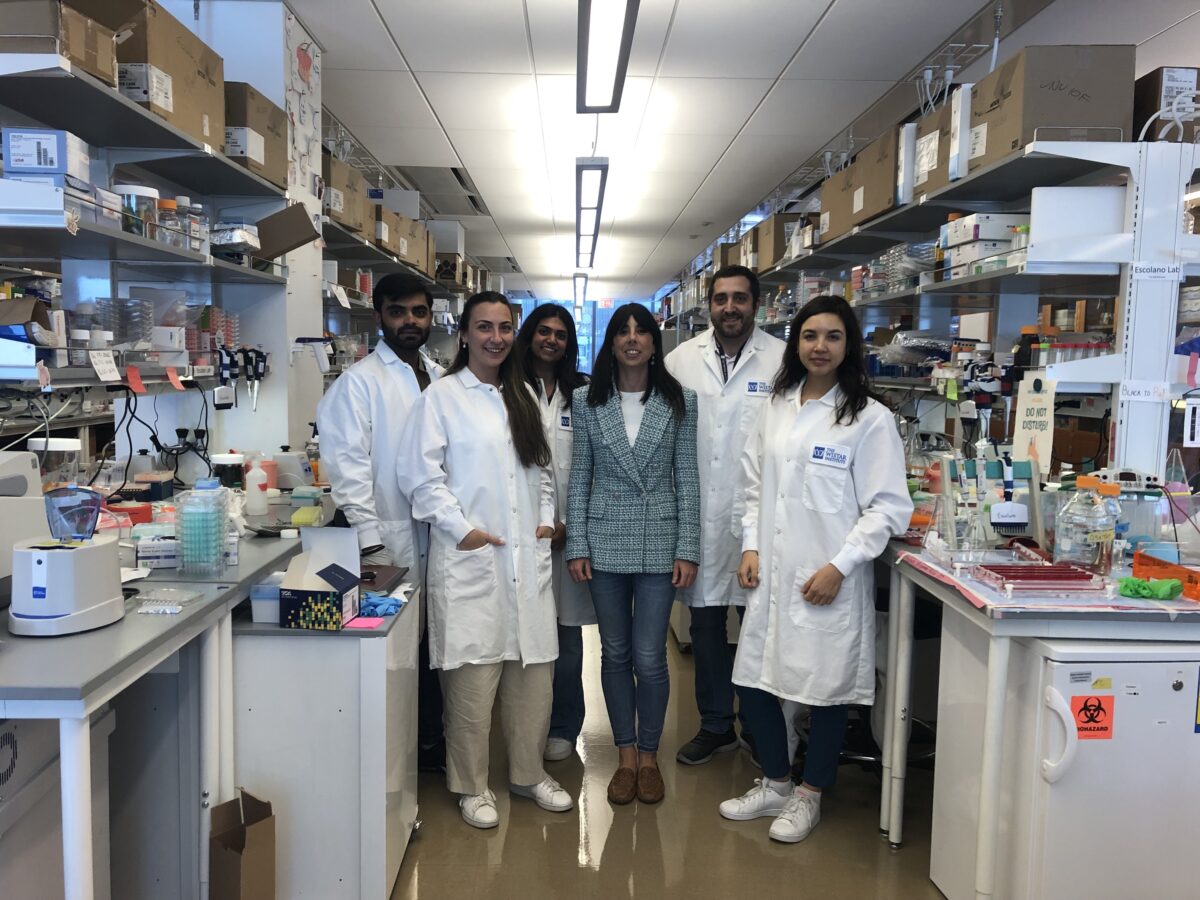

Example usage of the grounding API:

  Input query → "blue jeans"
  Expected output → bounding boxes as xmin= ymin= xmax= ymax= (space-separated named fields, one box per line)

xmin=737 ymin=685 xmax=850 ymax=788
xmin=589 ymin=571 xmax=675 ymax=753
xmin=548 ymin=623 xmax=585 ymax=742
xmin=688 ymin=604 xmax=746 ymax=734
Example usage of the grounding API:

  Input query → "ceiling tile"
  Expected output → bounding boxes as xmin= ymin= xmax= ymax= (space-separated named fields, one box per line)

xmin=288 ymin=0 xmax=409 ymax=71
xmin=785 ymin=0 xmax=985 ymax=81
xmin=744 ymin=79 xmax=893 ymax=137
xmin=657 ymin=0 xmax=828 ymax=78
xmin=382 ymin=0 xmax=533 ymax=74
xmin=353 ymin=127 xmax=461 ymax=167
xmin=321 ymin=70 xmax=434 ymax=132
xmin=416 ymin=73 xmax=542 ymax=131
xmin=642 ymin=77 xmax=774 ymax=135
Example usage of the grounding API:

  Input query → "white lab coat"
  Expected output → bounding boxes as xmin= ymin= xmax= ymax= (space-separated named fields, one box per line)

xmin=536 ymin=383 xmax=597 ymax=627
xmin=397 ymin=369 xmax=558 ymax=671
xmin=315 ymin=343 xmax=442 ymax=570
xmin=733 ymin=384 xmax=913 ymax=706
xmin=665 ymin=327 xmax=785 ymax=607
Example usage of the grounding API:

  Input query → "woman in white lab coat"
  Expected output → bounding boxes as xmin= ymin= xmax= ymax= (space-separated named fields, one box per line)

xmin=719 ymin=295 xmax=912 ymax=844
xmin=516 ymin=305 xmax=596 ymax=763
xmin=397 ymin=292 xmax=572 ymax=830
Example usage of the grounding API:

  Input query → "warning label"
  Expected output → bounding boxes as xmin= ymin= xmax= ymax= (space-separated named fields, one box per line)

xmin=1072 ymin=695 xmax=1114 ymax=740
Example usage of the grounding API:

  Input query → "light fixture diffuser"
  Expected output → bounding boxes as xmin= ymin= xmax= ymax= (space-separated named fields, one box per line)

xmin=577 ymin=0 xmax=641 ymax=114
xmin=576 ymin=157 xmax=608 ymax=269
xmin=574 ymin=273 xmax=588 ymax=306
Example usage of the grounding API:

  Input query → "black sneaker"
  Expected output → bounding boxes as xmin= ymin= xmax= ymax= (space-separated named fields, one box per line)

xmin=418 ymin=741 xmax=447 ymax=774
xmin=676 ymin=728 xmax=739 ymax=765
xmin=739 ymin=731 xmax=762 ymax=770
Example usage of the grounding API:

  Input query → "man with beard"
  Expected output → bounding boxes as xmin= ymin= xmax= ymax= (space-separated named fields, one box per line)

xmin=665 ymin=265 xmax=785 ymax=766
xmin=317 ymin=272 xmax=446 ymax=770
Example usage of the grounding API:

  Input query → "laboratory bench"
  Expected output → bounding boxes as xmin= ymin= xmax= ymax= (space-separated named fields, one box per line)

xmin=879 ymin=543 xmax=1200 ymax=900
xmin=0 ymin=530 xmax=420 ymax=900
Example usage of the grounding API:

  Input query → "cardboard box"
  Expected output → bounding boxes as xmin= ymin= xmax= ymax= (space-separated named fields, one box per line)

xmin=713 ymin=242 xmax=740 ymax=270
xmin=0 ymin=296 xmax=53 ymax=343
xmin=210 ymin=789 xmax=275 ymax=900
xmin=224 ymin=82 xmax=287 ymax=189
xmin=755 ymin=213 xmax=803 ymax=271
xmin=426 ymin=233 xmax=437 ymax=277
xmin=2 ymin=127 xmax=90 ymax=180
xmin=914 ymin=101 xmax=953 ymax=195
xmin=0 ymin=2 xmax=118 ymax=86
xmin=72 ymin=0 xmax=225 ymax=148
xmin=820 ymin=127 xmax=899 ymax=241
xmin=739 ymin=228 xmax=759 ymax=270
xmin=436 ymin=253 xmax=463 ymax=284
xmin=256 ymin=203 xmax=319 ymax=260
xmin=968 ymin=45 xmax=1134 ymax=171
xmin=947 ymin=213 xmax=1029 ymax=247
xmin=1135 ymin=67 xmax=1199 ymax=143
xmin=279 ymin=551 xmax=360 ymax=630
xmin=322 ymin=150 xmax=366 ymax=233
xmin=373 ymin=204 xmax=404 ymax=257
xmin=948 ymin=239 xmax=1012 ymax=269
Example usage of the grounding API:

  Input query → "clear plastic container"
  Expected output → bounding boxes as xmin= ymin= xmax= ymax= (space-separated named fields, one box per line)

xmin=114 ymin=184 xmax=159 ymax=239
xmin=1053 ymin=475 xmax=1117 ymax=576
xmin=190 ymin=203 xmax=208 ymax=253
xmin=26 ymin=437 xmax=82 ymax=489
xmin=1098 ymin=482 xmax=1127 ymax=556
xmin=177 ymin=478 xmax=229 ymax=573
xmin=175 ymin=196 xmax=198 ymax=251
xmin=156 ymin=198 xmax=187 ymax=250
xmin=68 ymin=328 xmax=91 ymax=366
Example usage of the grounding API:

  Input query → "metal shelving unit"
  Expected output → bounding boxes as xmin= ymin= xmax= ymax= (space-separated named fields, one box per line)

xmin=0 ymin=55 xmax=283 ymax=198
xmin=852 ymin=265 xmax=1119 ymax=309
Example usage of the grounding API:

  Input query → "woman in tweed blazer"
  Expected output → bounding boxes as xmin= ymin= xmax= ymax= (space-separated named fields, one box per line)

xmin=566 ymin=303 xmax=701 ymax=806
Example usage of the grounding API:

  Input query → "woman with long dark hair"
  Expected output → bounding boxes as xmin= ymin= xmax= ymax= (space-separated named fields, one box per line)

xmin=398 ymin=292 xmax=572 ymax=829
xmin=719 ymin=295 xmax=912 ymax=843
xmin=516 ymin=305 xmax=595 ymax=762
xmin=566 ymin=303 xmax=701 ymax=805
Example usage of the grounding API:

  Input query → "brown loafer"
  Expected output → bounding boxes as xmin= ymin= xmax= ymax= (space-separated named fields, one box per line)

xmin=636 ymin=766 xmax=665 ymax=804
xmin=608 ymin=767 xmax=638 ymax=805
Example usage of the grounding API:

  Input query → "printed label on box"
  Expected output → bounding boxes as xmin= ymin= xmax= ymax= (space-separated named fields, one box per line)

xmin=7 ymin=133 xmax=60 ymax=170
xmin=225 ymin=127 xmax=265 ymax=165
xmin=119 ymin=64 xmax=173 ymax=113
xmin=819 ymin=211 xmax=830 ymax=235
xmin=327 ymin=187 xmax=345 ymax=214
xmin=969 ymin=123 xmax=987 ymax=160
xmin=202 ymin=114 xmax=210 ymax=138
xmin=375 ymin=221 xmax=389 ymax=243
xmin=1159 ymin=68 xmax=1199 ymax=110
xmin=915 ymin=132 xmax=939 ymax=184
xmin=852 ymin=186 xmax=865 ymax=214
xmin=397 ymin=237 xmax=409 ymax=257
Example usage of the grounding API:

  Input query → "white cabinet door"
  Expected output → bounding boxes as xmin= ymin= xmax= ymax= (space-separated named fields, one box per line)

xmin=1031 ymin=658 xmax=1200 ymax=899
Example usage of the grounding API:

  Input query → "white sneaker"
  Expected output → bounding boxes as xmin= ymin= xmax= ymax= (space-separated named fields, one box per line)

xmin=511 ymin=776 xmax=574 ymax=812
xmin=718 ymin=778 xmax=792 ymax=821
xmin=769 ymin=790 xmax=821 ymax=843
xmin=459 ymin=789 xmax=499 ymax=829
xmin=544 ymin=737 xmax=574 ymax=761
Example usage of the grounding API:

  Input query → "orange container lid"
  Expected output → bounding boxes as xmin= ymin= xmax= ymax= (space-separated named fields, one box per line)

xmin=157 ymin=198 xmax=177 ymax=210
xmin=1076 ymin=475 xmax=1100 ymax=489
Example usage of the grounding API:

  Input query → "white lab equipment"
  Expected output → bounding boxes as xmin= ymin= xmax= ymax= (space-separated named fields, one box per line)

xmin=0 ymin=450 xmax=51 ymax=604
xmin=26 ymin=437 xmax=81 ymax=488
xmin=274 ymin=446 xmax=313 ymax=489
xmin=931 ymin=620 xmax=1200 ymax=900
xmin=9 ymin=485 xmax=124 ymax=636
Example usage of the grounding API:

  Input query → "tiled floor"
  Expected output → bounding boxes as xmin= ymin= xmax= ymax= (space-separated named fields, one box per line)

xmin=392 ymin=628 xmax=942 ymax=899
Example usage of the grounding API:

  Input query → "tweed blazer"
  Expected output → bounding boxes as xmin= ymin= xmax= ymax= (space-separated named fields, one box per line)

xmin=565 ymin=384 xmax=701 ymax=574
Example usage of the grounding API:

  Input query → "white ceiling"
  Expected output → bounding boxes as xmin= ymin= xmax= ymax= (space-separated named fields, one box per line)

xmin=293 ymin=0 xmax=993 ymax=300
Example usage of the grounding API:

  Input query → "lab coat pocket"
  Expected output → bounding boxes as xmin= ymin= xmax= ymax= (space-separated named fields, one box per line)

xmin=444 ymin=544 xmax=498 ymax=602
xmin=536 ymin=537 xmax=554 ymax=599
xmin=787 ymin=567 xmax=853 ymax=633
xmin=801 ymin=464 xmax=847 ymax=514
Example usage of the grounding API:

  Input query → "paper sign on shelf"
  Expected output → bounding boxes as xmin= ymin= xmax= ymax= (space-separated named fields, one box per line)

xmin=331 ymin=285 xmax=351 ymax=309
xmin=1072 ymin=695 xmax=1114 ymax=740
xmin=166 ymin=367 xmax=185 ymax=391
xmin=1131 ymin=262 xmax=1183 ymax=281
xmin=125 ymin=365 xmax=146 ymax=394
xmin=1119 ymin=381 xmax=1170 ymax=403
xmin=1013 ymin=374 xmax=1056 ymax=466
xmin=89 ymin=350 xmax=120 ymax=382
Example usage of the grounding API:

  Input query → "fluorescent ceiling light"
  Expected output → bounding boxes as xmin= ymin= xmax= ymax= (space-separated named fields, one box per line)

xmin=576 ymin=157 xmax=608 ymax=269
xmin=574 ymin=273 xmax=588 ymax=306
xmin=578 ymin=0 xmax=640 ymax=113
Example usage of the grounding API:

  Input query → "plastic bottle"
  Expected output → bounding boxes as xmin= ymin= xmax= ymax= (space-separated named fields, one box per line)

xmin=156 ymin=199 xmax=186 ymax=249
xmin=244 ymin=456 xmax=270 ymax=516
xmin=177 ymin=479 xmax=228 ymax=573
xmin=175 ymin=196 xmax=197 ymax=251
xmin=305 ymin=431 xmax=321 ymax=483
xmin=1053 ymin=475 xmax=1117 ymax=576
xmin=190 ymin=203 xmax=208 ymax=253
xmin=1098 ymin=482 xmax=1127 ymax=559
xmin=1165 ymin=447 xmax=1190 ymax=523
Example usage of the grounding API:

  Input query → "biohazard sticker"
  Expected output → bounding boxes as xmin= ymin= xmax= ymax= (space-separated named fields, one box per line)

xmin=1072 ymin=695 xmax=1114 ymax=740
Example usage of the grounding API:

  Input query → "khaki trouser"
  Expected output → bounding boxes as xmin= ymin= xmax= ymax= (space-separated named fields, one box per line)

xmin=440 ymin=660 xmax=553 ymax=795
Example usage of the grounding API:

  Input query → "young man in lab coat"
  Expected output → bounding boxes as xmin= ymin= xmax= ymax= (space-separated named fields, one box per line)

xmin=316 ymin=272 xmax=446 ymax=770
xmin=665 ymin=265 xmax=786 ymax=765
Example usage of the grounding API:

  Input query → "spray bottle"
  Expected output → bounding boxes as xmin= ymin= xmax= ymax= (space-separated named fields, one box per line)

xmin=244 ymin=454 xmax=270 ymax=517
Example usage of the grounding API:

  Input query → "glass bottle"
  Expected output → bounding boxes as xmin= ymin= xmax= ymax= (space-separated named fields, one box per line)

xmin=1053 ymin=475 xmax=1117 ymax=576
xmin=156 ymin=199 xmax=186 ymax=250
xmin=175 ymin=196 xmax=198 ymax=251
